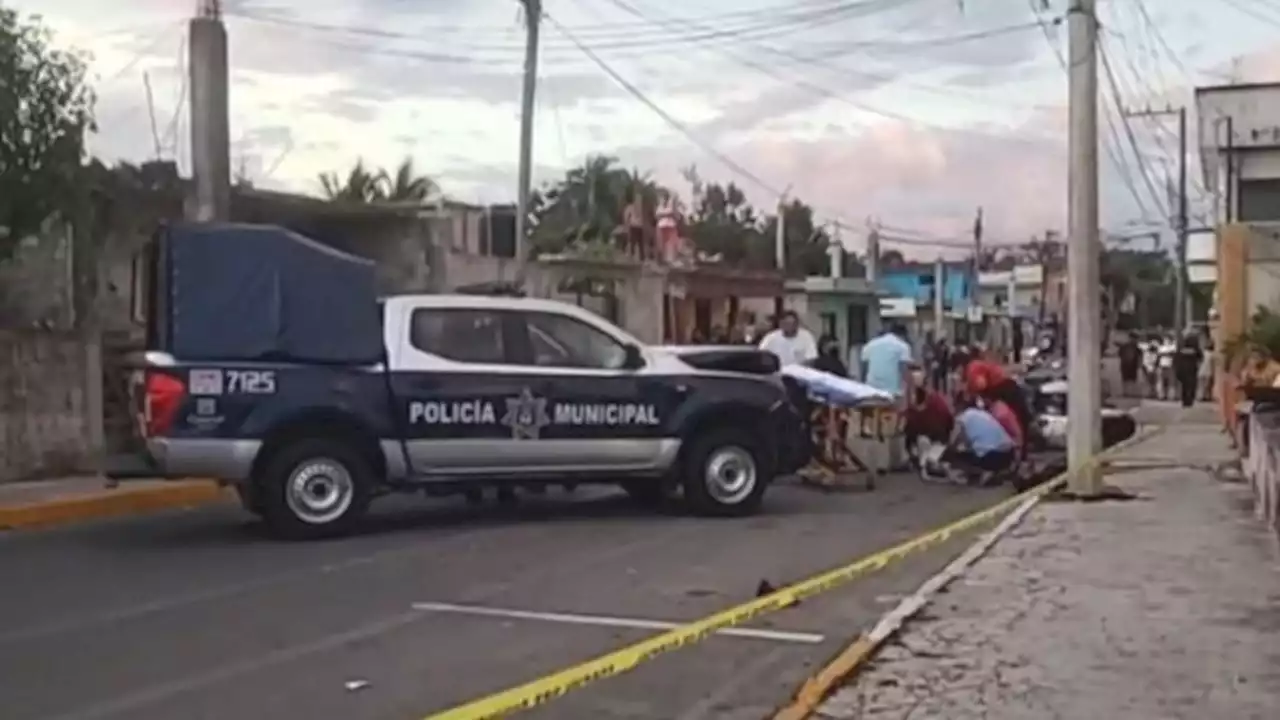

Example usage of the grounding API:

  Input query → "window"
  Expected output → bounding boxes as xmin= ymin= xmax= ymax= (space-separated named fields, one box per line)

xmin=410 ymin=308 xmax=508 ymax=364
xmin=819 ymin=312 xmax=837 ymax=339
xmin=1239 ymin=179 xmax=1280 ymax=222
xmin=525 ymin=311 xmax=629 ymax=370
xmin=846 ymin=304 xmax=868 ymax=346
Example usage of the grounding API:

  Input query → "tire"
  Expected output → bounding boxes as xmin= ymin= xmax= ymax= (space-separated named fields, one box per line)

xmin=681 ymin=426 xmax=768 ymax=517
xmin=256 ymin=437 xmax=374 ymax=539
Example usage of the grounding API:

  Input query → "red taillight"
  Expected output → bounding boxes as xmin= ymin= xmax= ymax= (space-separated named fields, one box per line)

xmin=143 ymin=372 xmax=186 ymax=437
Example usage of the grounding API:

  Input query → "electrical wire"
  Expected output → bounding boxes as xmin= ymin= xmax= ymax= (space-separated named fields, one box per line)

xmin=541 ymin=9 xmax=786 ymax=200
xmin=1099 ymin=39 xmax=1170 ymax=224
xmin=589 ymin=0 xmax=1054 ymax=139
xmin=611 ymin=0 xmax=1056 ymax=111
xmin=1025 ymin=0 xmax=1156 ymax=223
xmin=374 ymin=0 xmax=913 ymax=38
xmin=98 ymin=23 xmax=185 ymax=83
xmin=226 ymin=1 xmax=913 ymax=58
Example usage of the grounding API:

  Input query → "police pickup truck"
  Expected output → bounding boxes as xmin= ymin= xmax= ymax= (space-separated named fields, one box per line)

xmin=114 ymin=223 xmax=808 ymax=538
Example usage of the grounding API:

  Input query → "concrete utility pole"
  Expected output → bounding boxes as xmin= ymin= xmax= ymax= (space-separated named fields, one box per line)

xmin=514 ymin=0 xmax=541 ymax=280
xmin=1066 ymin=0 xmax=1103 ymax=495
xmin=933 ymin=257 xmax=945 ymax=339
xmin=774 ymin=185 xmax=792 ymax=273
xmin=1123 ymin=104 xmax=1190 ymax=329
xmin=865 ymin=221 xmax=880 ymax=283
xmin=1006 ymin=267 xmax=1019 ymax=364
xmin=189 ymin=0 xmax=230 ymax=221
xmin=970 ymin=206 xmax=983 ymax=320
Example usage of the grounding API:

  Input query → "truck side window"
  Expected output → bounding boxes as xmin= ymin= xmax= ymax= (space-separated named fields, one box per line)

xmin=410 ymin=308 xmax=508 ymax=364
xmin=525 ymin=312 xmax=628 ymax=370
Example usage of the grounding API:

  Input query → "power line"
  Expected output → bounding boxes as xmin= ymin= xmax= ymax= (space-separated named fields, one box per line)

xmin=1025 ymin=0 xmax=1156 ymax=222
xmin=590 ymin=0 xmax=1055 ymax=139
xmin=376 ymin=0 xmax=913 ymax=37
xmin=613 ymin=0 xmax=1055 ymax=111
xmin=540 ymin=9 xmax=786 ymax=200
xmin=1099 ymin=39 xmax=1170 ymax=224
xmin=226 ymin=1 xmax=912 ymax=58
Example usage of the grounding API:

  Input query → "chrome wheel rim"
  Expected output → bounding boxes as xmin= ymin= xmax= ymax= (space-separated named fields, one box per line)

xmin=704 ymin=446 xmax=757 ymax=505
xmin=285 ymin=459 xmax=354 ymax=525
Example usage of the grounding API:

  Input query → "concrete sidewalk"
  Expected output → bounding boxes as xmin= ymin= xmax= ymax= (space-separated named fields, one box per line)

xmin=815 ymin=416 xmax=1280 ymax=719
xmin=0 ymin=476 xmax=226 ymax=530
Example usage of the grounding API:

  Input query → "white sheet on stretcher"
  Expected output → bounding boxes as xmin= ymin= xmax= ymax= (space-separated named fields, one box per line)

xmin=780 ymin=365 xmax=896 ymax=408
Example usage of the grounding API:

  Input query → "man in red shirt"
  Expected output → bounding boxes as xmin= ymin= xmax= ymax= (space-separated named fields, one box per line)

xmin=964 ymin=351 xmax=1035 ymax=449
xmin=904 ymin=385 xmax=955 ymax=467
xmin=986 ymin=398 xmax=1024 ymax=453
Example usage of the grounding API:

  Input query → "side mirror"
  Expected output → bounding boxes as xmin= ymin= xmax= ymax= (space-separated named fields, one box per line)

xmin=622 ymin=343 xmax=645 ymax=370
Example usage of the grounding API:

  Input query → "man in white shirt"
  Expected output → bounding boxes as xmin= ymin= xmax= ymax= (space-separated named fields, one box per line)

xmin=758 ymin=311 xmax=818 ymax=367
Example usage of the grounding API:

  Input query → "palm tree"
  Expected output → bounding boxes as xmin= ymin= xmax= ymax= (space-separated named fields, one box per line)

xmin=385 ymin=158 xmax=439 ymax=202
xmin=317 ymin=157 xmax=439 ymax=203
xmin=318 ymin=159 xmax=386 ymax=202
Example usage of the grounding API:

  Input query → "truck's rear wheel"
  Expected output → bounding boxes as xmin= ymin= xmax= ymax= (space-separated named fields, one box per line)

xmin=681 ymin=427 xmax=768 ymax=517
xmin=257 ymin=438 xmax=373 ymax=539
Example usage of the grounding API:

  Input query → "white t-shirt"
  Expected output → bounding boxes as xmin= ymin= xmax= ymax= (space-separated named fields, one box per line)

xmin=759 ymin=328 xmax=818 ymax=366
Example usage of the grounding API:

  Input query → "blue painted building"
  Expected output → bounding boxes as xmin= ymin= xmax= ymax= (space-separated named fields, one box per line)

xmin=877 ymin=262 xmax=972 ymax=311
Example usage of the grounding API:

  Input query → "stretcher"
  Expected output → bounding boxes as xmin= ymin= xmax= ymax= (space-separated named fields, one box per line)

xmin=779 ymin=366 xmax=900 ymax=491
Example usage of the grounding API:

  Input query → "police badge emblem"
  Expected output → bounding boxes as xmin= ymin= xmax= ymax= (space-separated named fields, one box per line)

xmin=502 ymin=388 xmax=551 ymax=440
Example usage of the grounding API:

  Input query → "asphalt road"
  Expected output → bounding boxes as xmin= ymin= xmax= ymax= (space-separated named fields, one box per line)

xmin=0 ymin=478 xmax=1006 ymax=720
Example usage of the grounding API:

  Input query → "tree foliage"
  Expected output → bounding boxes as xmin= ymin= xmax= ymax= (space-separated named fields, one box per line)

xmin=318 ymin=157 xmax=439 ymax=203
xmin=530 ymin=156 xmax=847 ymax=275
xmin=0 ymin=6 xmax=95 ymax=260
xmin=529 ymin=154 xmax=654 ymax=256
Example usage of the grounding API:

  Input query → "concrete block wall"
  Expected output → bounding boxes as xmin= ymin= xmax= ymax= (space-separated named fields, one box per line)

xmin=0 ymin=330 xmax=104 ymax=482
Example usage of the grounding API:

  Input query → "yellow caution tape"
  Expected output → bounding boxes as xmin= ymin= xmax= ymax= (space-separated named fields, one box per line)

xmin=423 ymin=426 xmax=1164 ymax=720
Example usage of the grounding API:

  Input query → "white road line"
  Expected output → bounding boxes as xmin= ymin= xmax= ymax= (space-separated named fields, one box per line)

xmin=411 ymin=601 xmax=825 ymax=644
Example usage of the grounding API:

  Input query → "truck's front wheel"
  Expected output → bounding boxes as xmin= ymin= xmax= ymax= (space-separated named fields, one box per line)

xmin=257 ymin=438 xmax=373 ymax=539
xmin=681 ymin=427 xmax=768 ymax=517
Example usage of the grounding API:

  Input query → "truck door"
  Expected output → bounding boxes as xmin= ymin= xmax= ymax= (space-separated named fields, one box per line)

xmin=390 ymin=306 xmax=545 ymax=477
xmin=508 ymin=310 xmax=689 ymax=474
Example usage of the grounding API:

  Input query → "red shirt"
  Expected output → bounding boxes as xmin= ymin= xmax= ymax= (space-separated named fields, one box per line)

xmin=905 ymin=390 xmax=955 ymax=442
xmin=964 ymin=359 xmax=1009 ymax=395
xmin=988 ymin=400 xmax=1024 ymax=448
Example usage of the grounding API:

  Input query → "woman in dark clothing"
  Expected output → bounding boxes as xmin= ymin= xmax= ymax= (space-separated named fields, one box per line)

xmin=811 ymin=334 xmax=849 ymax=377
xmin=1173 ymin=333 xmax=1203 ymax=408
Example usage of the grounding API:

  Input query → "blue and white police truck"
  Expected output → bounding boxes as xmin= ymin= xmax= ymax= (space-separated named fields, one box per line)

xmin=110 ymin=223 xmax=809 ymax=538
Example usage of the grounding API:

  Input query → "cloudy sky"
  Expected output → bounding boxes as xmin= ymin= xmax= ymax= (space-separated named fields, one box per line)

xmin=14 ymin=0 xmax=1280 ymax=255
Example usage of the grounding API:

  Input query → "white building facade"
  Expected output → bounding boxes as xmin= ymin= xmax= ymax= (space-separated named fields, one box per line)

xmin=1196 ymin=81 xmax=1280 ymax=224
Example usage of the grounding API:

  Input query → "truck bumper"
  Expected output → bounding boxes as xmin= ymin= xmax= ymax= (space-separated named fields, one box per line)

xmin=104 ymin=439 xmax=261 ymax=482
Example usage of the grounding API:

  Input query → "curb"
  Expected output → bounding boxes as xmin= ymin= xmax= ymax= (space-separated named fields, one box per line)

xmin=0 ymin=481 xmax=230 ymax=531
xmin=769 ymin=425 xmax=1166 ymax=720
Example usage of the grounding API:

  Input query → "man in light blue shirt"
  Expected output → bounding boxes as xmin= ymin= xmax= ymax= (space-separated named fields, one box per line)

xmin=945 ymin=400 xmax=1016 ymax=483
xmin=860 ymin=323 xmax=913 ymax=398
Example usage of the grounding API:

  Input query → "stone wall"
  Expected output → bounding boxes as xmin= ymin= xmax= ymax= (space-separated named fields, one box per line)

xmin=0 ymin=330 xmax=103 ymax=482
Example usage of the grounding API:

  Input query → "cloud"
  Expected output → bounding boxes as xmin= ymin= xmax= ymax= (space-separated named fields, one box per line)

xmin=18 ymin=0 xmax=1272 ymax=259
